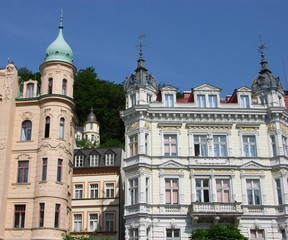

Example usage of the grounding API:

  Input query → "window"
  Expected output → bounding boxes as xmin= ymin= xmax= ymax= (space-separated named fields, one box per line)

xmin=73 ymin=214 xmax=82 ymax=232
xmin=130 ymin=93 xmax=136 ymax=106
xmin=129 ymin=134 xmax=138 ymax=157
xmin=105 ymin=154 xmax=114 ymax=166
xmin=90 ymin=123 xmax=93 ymax=130
xmin=146 ymin=177 xmax=150 ymax=203
xmin=21 ymin=120 xmax=32 ymax=141
xmin=44 ymin=117 xmax=50 ymax=138
xmin=194 ymin=135 xmax=207 ymax=157
xmin=14 ymin=205 xmax=25 ymax=228
xmin=165 ymin=94 xmax=174 ymax=107
xmin=91 ymin=134 xmax=95 ymax=141
xmin=90 ymin=155 xmax=99 ymax=166
xmin=147 ymin=94 xmax=152 ymax=102
xmin=48 ymin=78 xmax=53 ymax=94
xmin=164 ymin=134 xmax=177 ymax=156
xmin=250 ymin=229 xmax=265 ymax=239
xmin=271 ymin=135 xmax=277 ymax=157
xmin=74 ymin=184 xmax=83 ymax=199
xmin=75 ymin=155 xmax=84 ymax=167
xmin=213 ymin=135 xmax=227 ymax=157
xmin=104 ymin=212 xmax=114 ymax=232
xmin=54 ymin=204 xmax=60 ymax=228
xmin=145 ymin=133 xmax=149 ymax=155
xmin=17 ymin=161 xmax=29 ymax=183
xmin=166 ymin=229 xmax=180 ymax=240
xmin=26 ymin=83 xmax=34 ymax=98
xmin=275 ymin=179 xmax=283 ymax=204
xmin=240 ymin=95 xmax=250 ymax=108
xmin=42 ymin=158 xmax=47 ymax=181
xmin=246 ymin=179 xmax=261 ymax=205
xmin=39 ymin=203 xmax=45 ymax=227
xmin=283 ymin=136 xmax=288 ymax=156
xmin=165 ymin=178 xmax=178 ymax=204
xmin=59 ymin=118 xmax=65 ymax=139
xmin=90 ymin=183 xmax=99 ymax=198
xmin=242 ymin=135 xmax=257 ymax=157
xmin=105 ymin=183 xmax=114 ymax=198
xmin=129 ymin=178 xmax=138 ymax=204
xmin=57 ymin=159 xmax=62 ymax=182
xmin=196 ymin=179 xmax=210 ymax=202
xmin=129 ymin=228 xmax=139 ymax=240
xmin=146 ymin=227 xmax=151 ymax=240
xmin=208 ymin=95 xmax=217 ymax=107
xmin=89 ymin=214 xmax=98 ymax=232
xmin=62 ymin=79 xmax=67 ymax=95
xmin=216 ymin=179 xmax=230 ymax=202
xmin=197 ymin=95 xmax=206 ymax=107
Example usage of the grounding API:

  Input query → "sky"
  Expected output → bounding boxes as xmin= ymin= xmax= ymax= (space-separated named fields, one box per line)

xmin=1 ymin=0 xmax=288 ymax=97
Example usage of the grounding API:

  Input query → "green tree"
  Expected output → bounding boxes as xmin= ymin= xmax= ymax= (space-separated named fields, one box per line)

xmin=18 ymin=67 xmax=41 ymax=82
xmin=190 ymin=224 xmax=248 ymax=240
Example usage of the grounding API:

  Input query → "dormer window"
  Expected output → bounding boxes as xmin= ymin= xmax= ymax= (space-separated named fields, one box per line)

xmin=105 ymin=154 xmax=115 ymax=166
xmin=75 ymin=155 xmax=84 ymax=167
xmin=26 ymin=83 xmax=34 ymax=98
xmin=164 ymin=94 xmax=174 ymax=107
xmin=240 ymin=95 xmax=250 ymax=108
xmin=197 ymin=95 xmax=206 ymax=107
xmin=208 ymin=95 xmax=217 ymax=108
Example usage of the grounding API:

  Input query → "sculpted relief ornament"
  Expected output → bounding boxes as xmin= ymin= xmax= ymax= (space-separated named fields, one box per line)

xmin=3 ymin=65 xmax=16 ymax=102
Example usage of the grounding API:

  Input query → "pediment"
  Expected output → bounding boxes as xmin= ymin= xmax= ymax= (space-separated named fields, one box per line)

xmin=159 ymin=160 xmax=184 ymax=169
xmin=161 ymin=85 xmax=178 ymax=92
xmin=237 ymin=86 xmax=251 ymax=93
xmin=193 ymin=83 xmax=221 ymax=92
xmin=239 ymin=161 xmax=265 ymax=169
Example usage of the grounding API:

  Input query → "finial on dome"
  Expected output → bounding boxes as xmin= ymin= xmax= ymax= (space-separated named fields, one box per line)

xmin=257 ymin=34 xmax=269 ymax=73
xmin=59 ymin=9 xmax=64 ymax=29
xmin=137 ymin=32 xmax=146 ymax=58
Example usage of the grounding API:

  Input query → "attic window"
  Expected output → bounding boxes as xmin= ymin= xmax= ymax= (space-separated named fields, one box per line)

xmin=105 ymin=154 xmax=115 ymax=166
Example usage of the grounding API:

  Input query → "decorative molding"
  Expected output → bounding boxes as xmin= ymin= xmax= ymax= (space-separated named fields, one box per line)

xmin=127 ymin=122 xmax=139 ymax=132
xmin=280 ymin=123 xmax=288 ymax=134
xmin=21 ymin=112 xmax=33 ymax=120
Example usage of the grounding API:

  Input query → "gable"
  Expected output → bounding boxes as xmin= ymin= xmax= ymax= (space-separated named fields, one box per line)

xmin=161 ymin=85 xmax=178 ymax=92
xmin=193 ymin=83 xmax=221 ymax=92
xmin=159 ymin=160 xmax=185 ymax=169
xmin=239 ymin=161 xmax=266 ymax=170
xmin=237 ymin=86 xmax=251 ymax=92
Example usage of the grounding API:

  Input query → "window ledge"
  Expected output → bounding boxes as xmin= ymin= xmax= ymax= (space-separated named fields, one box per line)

xmin=39 ymin=181 xmax=47 ymax=184
xmin=12 ymin=182 xmax=31 ymax=186
xmin=56 ymin=181 xmax=63 ymax=185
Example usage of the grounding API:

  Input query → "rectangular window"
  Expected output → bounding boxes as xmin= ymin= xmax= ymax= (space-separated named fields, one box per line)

xmin=42 ymin=158 xmax=47 ymax=181
xmin=129 ymin=134 xmax=138 ymax=157
xmin=57 ymin=159 xmax=62 ymax=182
xmin=75 ymin=155 xmax=84 ymax=167
xmin=129 ymin=178 xmax=138 ymax=204
xmin=54 ymin=204 xmax=60 ymax=228
xmin=146 ymin=177 xmax=150 ymax=203
xmin=90 ymin=183 xmax=99 ymax=198
xmin=17 ymin=161 xmax=29 ymax=183
xmin=26 ymin=83 xmax=34 ymax=98
xmin=194 ymin=135 xmax=208 ymax=156
xmin=105 ymin=154 xmax=115 ymax=166
xmin=74 ymin=184 xmax=83 ymax=199
xmin=165 ymin=178 xmax=179 ymax=204
xmin=240 ymin=95 xmax=250 ymax=108
xmin=164 ymin=134 xmax=177 ymax=156
xmin=105 ymin=183 xmax=114 ymax=198
xmin=165 ymin=94 xmax=174 ymax=107
xmin=208 ymin=95 xmax=217 ymax=108
xmin=104 ymin=212 xmax=114 ymax=232
xmin=271 ymin=135 xmax=277 ymax=157
xmin=250 ymin=229 xmax=265 ymax=239
xmin=130 ymin=93 xmax=136 ymax=106
xmin=147 ymin=94 xmax=152 ymax=103
xmin=166 ymin=229 xmax=180 ymax=240
xmin=145 ymin=133 xmax=149 ymax=155
xmin=196 ymin=179 xmax=210 ymax=202
xmin=14 ymin=205 xmax=25 ymax=228
xmin=89 ymin=213 xmax=98 ymax=232
xmin=146 ymin=227 xmax=151 ymax=240
xmin=90 ymin=155 xmax=99 ymax=166
xmin=246 ymin=179 xmax=261 ymax=205
xmin=73 ymin=214 xmax=82 ymax=232
xmin=129 ymin=228 xmax=139 ymax=240
xmin=39 ymin=203 xmax=45 ymax=227
xmin=213 ymin=135 xmax=227 ymax=157
xmin=197 ymin=95 xmax=206 ymax=107
xmin=216 ymin=179 xmax=230 ymax=202
xmin=242 ymin=135 xmax=257 ymax=157
xmin=275 ymin=179 xmax=283 ymax=204
xmin=283 ymin=136 xmax=288 ymax=156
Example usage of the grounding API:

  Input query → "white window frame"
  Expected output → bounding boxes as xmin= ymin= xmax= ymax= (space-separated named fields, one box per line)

xmin=195 ymin=178 xmax=210 ymax=202
xmin=90 ymin=183 xmax=99 ymax=198
xmin=75 ymin=155 xmax=84 ymax=167
xmin=90 ymin=155 xmax=99 ymax=166
xmin=197 ymin=94 xmax=206 ymax=107
xmin=145 ymin=177 xmax=150 ymax=203
xmin=129 ymin=134 xmax=138 ymax=157
xmin=105 ymin=154 xmax=115 ymax=166
xmin=73 ymin=214 xmax=82 ymax=232
xmin=165 ymin=178 xmax=179 ymax=204
xmin=208 ymin=94 xmax=217 ymax=108
xmin=270 ymin=135 xmax=277 ymax=157
xmin=163 ymin=134 xmax=178 ymax=156
xmin=213 ymin=135 xmax=228 ymax=157
xmin=164 ymin=94 xmax=174 ymax=107
xmin=89 ymin=213 xmax=98 ymax=232
xmin=129 ymin=228 xmax=139 ymax=240
xmin=193 ymin=134 xmax=208 ymax=157
xmin=241 ymin=134 xmax=257 ymax=157
xmin=104 ymin=212 xmax=114 ymax=232
xmin=282 ymin=135 xmax=288 ymax=156
xmin=275 ymin=178 xmax=283 ymax=205
xmin=166 ymin=228 xmax=180 ymax=240
xmin=74 ymin=184 xmax=83 ymax=199
xmin=246 ymin=179 xmax=261 ymax=205
xmin=105 ymin=183 xmax=114 ymax=198
xmin=250 ymin=229 xmax=265 ymax=239
xmin=129 ymin=178 xmax=139 ymax=205
xmin=240 ymin=95 xmax=250 ymax=108
xmin=216 ymin=178 xmax=231 ymax=202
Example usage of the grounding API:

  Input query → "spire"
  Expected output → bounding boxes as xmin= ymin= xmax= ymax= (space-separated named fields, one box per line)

xmin=258 ymin=34 xmax=271 ymax=74
xmin=136 ymin=33 xmax=146 ymax=69
xmin=59 ymin=9 xmax=64 ymax=29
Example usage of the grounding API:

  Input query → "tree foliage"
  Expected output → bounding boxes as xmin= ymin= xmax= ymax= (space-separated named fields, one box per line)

xmin=18 ymin=67 xmax=41 ymax=82
xmin=190 ymin=224 xmax=248 ymax=240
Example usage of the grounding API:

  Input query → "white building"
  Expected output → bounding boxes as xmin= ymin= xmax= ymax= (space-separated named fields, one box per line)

xmin=121 ymin=45 xmax=288 ymax=239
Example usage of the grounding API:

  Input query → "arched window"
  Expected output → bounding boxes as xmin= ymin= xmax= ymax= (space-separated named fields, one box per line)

xmin=26 ymin=83 xmax=34 ymax=98
xmin=48 ymin=78 xmax=53 ymax=94
xmin=21 ymin=120 xmax=32 ymax=141
xmin=59 ymin=118 xmax=65 ymax=139
xmin=44 ymin=117 xmax=50 ymax=138
xmin=62 ymin=79 xmax=67 ymax=95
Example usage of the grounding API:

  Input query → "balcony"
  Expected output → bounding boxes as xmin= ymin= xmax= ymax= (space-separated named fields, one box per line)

xmin=189 ymin=202 xmax=243 ymax=224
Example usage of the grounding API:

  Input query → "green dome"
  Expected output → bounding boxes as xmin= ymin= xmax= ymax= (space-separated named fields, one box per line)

xmin=45 ymin=16 xmax=73 ymax=64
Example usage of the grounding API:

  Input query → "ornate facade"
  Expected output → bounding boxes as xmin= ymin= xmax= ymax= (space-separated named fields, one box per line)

xmin=121 ymin=46 xmax=288 ymax=239
xmin=0 ymin=15 xmax=76 ymax=240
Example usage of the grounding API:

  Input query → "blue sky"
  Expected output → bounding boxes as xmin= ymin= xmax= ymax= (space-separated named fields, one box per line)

xmin=1 ymin=0 xmax=288 ymax=97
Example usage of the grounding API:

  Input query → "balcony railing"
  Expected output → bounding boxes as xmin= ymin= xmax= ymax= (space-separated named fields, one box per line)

xmin=191 ymin=202 xmax=243 ymax=213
